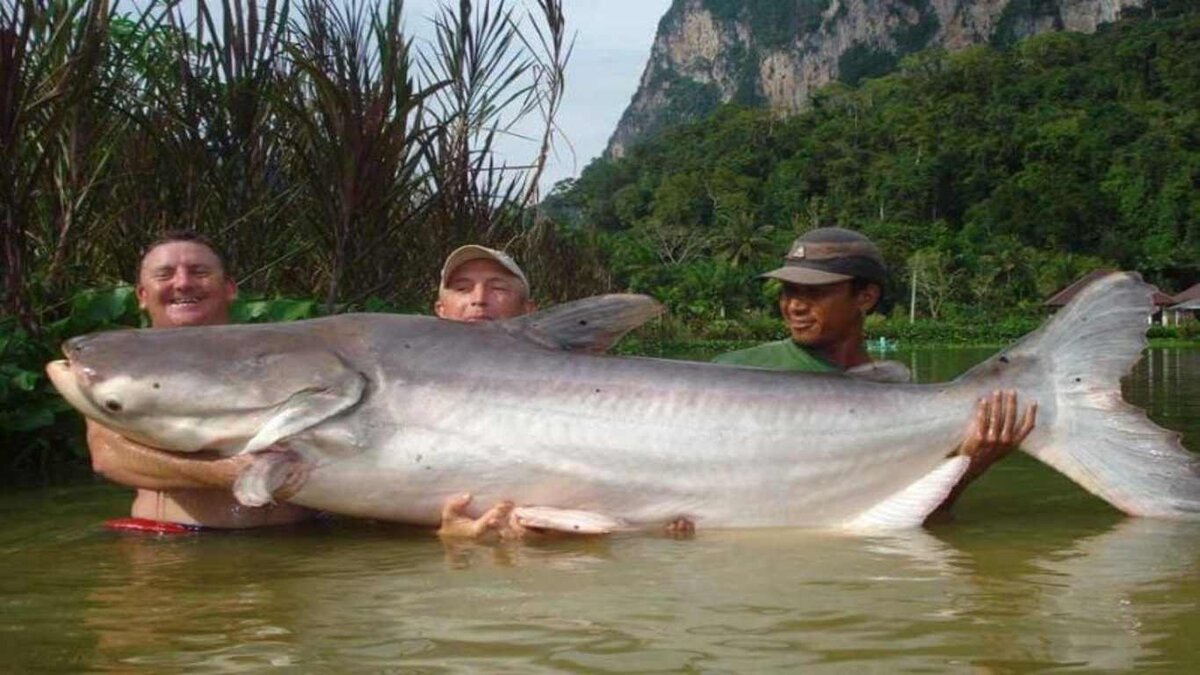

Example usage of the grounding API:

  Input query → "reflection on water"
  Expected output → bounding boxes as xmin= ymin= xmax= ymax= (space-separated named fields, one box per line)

xmin=1 ymin=348 xmax=1198 ymax=672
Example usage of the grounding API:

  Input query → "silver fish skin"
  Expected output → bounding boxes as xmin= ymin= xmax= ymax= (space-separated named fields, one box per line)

xmin=46 ymin=275 xmax=1200 ymax=529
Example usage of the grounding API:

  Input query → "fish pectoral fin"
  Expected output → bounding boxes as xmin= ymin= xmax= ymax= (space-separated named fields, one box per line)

xmin=501 ymin=294 xmax=664 ymax=353
xmin=233 ymin=448 xmax=310 ymax=507
xmin=845 ymin=456 xmax=970 ymax=531
xmin=243 ymin=365 xmax=366 ymax=453
xmin=511 ymin=506 xmax=624 ymax=534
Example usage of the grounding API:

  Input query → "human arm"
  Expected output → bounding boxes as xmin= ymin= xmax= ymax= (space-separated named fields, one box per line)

xmin=86 ymin=419 xmax=252 ymax=491
xmin=931 ymin=390 xmax=1037 ymax=517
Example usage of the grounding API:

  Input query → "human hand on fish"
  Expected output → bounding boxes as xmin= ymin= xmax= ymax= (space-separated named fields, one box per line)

xmin=957 ymin=390 xmax=1038 ymax=473
xmin=437 ymin=494 xmax=519 ymax=539
xmin=663 ymin=517 xmax=696 ymax=538
xmin=930 ymin=390 xmax=1038 ymax=516
xmin=89 ymin=418 xmax=315 ymax=503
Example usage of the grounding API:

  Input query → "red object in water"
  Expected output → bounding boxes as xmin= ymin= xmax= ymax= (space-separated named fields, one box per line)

xmin=103 ymin=517 xmax=206 ymax=534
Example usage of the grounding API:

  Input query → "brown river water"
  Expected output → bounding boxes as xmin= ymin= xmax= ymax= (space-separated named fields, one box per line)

xmin=2 ymin=347 xmax=1198 ymax=672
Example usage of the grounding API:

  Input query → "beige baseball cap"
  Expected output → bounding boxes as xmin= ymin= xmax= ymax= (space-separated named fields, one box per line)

xmin=440 ymin=245 xmax=530 ymax=296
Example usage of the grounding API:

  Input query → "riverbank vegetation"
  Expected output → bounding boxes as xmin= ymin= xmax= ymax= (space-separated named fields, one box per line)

xmin=544 ymin=0 xmax=1200 ymax=327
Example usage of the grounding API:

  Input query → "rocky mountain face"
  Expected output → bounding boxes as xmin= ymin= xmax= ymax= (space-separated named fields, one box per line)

xmin=607 ymin=0 xmax=1149 ymax=158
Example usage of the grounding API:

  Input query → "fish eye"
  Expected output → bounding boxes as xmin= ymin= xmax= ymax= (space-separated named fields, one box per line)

xmin=104 ymin=400 xmax=123 ymax=413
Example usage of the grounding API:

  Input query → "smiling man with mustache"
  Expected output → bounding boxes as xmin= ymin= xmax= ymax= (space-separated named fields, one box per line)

xmin=86 ymin=231 xmax=315 ymax=532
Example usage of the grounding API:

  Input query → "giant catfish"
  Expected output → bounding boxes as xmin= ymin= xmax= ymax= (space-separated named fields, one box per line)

xmin=45 ymin=272 xmax=1200 ymax=531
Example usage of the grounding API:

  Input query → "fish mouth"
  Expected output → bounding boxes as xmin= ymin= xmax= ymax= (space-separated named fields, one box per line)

xmin=46 ymin=349 xmax=120 ymax=424
xmin=45 ymin=359 xmax=106 ymax=421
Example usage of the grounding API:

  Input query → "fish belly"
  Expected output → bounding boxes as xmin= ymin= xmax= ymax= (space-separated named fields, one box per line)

xmin=289 ymin=369 xmax=971 ymax=529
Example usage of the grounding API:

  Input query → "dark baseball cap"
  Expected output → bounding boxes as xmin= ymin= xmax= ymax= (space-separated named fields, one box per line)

xmin=759 ymin=227 xmax=888 ymax=286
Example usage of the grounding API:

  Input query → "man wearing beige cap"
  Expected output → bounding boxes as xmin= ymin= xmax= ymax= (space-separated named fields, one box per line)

xmin=716 ymin=227 xmax=1037 ymax=516
xmin=434 ymin=244 xmax=536 ymax=322
xmin=432 ymin=245 xmax=696 ymax=537
xmin=432 ymin=245 xmax=543 ymax=537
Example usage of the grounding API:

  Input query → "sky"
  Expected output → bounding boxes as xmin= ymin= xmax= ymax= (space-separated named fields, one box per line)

xmin=401 ymin=0 xmax=672 ymax=195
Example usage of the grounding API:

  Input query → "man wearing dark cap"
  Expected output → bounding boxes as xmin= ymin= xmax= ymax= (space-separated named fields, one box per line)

xmin=716 ymin=227 xmax=1037 ymax=515
xmin=714 ymin=227 xmax=896 ymax=376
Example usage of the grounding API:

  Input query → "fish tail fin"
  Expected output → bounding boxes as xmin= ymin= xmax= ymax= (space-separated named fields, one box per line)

xmin=971 ymin=272 xmax=1200 ymax=518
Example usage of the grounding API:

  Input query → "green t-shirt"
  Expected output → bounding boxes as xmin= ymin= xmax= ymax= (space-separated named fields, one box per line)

xmin=712 ymin=339 xmax=839 ymax=373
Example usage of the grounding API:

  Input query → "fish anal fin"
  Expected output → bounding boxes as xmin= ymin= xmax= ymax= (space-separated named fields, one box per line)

xmin=501 ymin=294 xmax=663 ymax=354
xmin=512 ymin=506 xmax=624 ymax=534
xmin=846 ymin=456 xmax=970 ymax=531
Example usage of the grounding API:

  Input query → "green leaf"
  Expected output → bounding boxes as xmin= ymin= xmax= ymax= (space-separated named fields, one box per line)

xmin=0 ymin=408 xmax=56 ymax=433
xmin=10 ymin=370 xmax=40 ymax=392
xmin=268 ymin=300 xmax=317 ymax=322
xmin=231 ymin=300 xmax=271 ymax=323
xmin=69 ymin=286 xmax=139 ymax=328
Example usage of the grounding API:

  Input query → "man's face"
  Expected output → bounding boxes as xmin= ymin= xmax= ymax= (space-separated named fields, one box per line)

xmin=778 ymin=280 xmax=877 ymax=348
xmin=435 ymin=258 xmax=534 ymax=322
xmin=136 ymin=241 xmax=236 ymax=328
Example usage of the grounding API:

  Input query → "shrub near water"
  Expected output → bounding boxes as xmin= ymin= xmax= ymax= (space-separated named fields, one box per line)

xmin=1 ymin=287 xmax=140 ymax=481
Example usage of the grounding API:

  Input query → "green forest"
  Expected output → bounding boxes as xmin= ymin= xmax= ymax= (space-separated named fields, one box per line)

xmin=3 ymin=0 xmax=1199 ymax=478
xmin=546 ymin=1 xmax=1200 ymax=329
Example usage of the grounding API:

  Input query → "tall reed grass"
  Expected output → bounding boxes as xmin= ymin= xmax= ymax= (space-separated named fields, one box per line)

xmin=0 ymin=0 xmax=603 ymax=334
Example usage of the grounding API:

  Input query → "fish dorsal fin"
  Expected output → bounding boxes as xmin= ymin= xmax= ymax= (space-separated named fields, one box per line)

xmin=501 ymin=294 xmax=664 ymax=353
xmin=845 ymin=456 xmax=969 ymax=531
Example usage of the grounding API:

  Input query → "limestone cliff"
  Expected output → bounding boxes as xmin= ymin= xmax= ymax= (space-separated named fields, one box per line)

xmin=607 ymin=0 xmax=1149 ymax=158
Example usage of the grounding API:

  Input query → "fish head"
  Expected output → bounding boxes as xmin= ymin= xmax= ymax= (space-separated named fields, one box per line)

xmin=46 ymin=324 xmax=366 ymax=453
